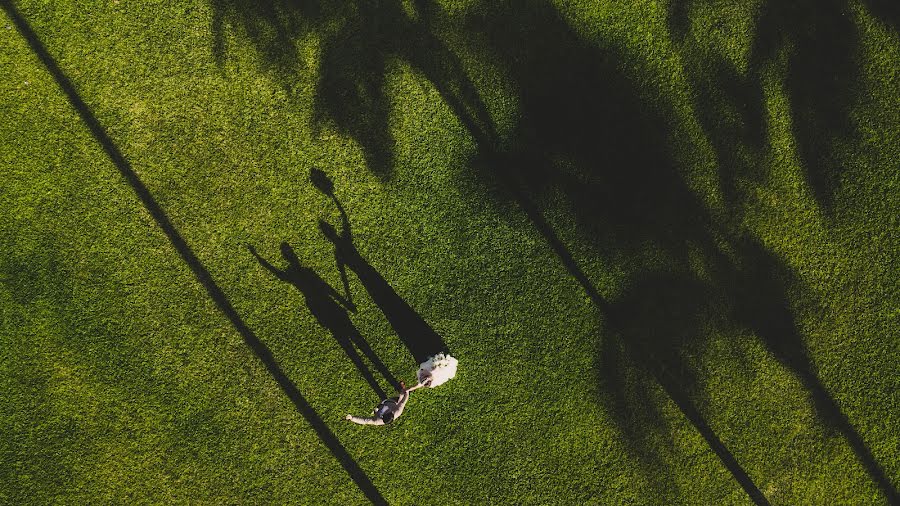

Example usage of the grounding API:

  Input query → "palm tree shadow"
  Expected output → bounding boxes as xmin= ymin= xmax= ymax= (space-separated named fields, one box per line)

xmin=248 ymin=242 xmax=401 ymax=398
xmin=668 ymin=3 xmax=898 ymax=499
xmin=672 ymin=0 xmax=863 ymax=217
xmin=211 ymin=0 xmax=492 ymax=179
xmin=598 ymin=271 xmax=727 ymax=500
xmin=209 ymin=0 xmax=897 ymax=501
xmin=458 ymin=1 xmax=896 ymax=502
xmin=603 ymin=232 xmax=898 ymax=503
xmin=762 ymin=0 xmax=859 ymax=217
xmin=210 ymin=0 xmax=322 ymax=84
xmin=721 ymin=237 xmax=899 ymax=504
xmin=313 ymin=0 xmax=497 ymax=177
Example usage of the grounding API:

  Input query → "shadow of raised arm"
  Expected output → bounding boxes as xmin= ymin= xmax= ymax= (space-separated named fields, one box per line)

xmin=247 ymin=244 xmax=289 ymax=282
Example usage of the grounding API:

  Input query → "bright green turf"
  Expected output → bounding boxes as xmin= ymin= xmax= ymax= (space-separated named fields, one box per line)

xmin=1 ymin=0 xmax=898 ymax=504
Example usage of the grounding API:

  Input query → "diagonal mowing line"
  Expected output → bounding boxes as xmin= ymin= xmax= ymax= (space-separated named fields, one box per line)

xmin=1 ymin=3 xmax=387 ymax=504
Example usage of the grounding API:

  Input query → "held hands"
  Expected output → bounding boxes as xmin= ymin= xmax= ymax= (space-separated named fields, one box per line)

xmin=405 ymin=381 xmax=428 ymax=392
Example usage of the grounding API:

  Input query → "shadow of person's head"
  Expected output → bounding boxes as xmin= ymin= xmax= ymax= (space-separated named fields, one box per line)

xmin=318 ymin=220 xmax=341 ymax=243
xmin=280 ymin=242 xmax=302 ymax=266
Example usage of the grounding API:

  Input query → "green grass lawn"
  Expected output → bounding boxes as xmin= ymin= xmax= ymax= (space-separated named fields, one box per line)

xmin=2 ymin=0 xmax=898 ymax=504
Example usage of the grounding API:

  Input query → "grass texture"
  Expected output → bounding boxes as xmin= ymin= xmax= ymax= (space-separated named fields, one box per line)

xmin=1 ymin=0 xmax=898 ymax=504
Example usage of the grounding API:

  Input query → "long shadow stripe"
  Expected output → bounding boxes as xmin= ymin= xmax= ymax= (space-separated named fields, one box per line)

xmin=2 ymin=3 xmax=386 ymax=504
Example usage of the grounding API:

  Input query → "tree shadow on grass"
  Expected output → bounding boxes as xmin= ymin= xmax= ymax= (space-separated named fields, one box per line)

xmin=207 ymin=0 xmax=897 ymax=501
xmin=601 ymin=224 xmax=899 ymax=503
xmin=210 ymin=0 xmax=321 ymax=82
xmin=248 ymin=242 xmax=401 ymax=399
xmin=755 ymin=0 xmax=860 ymax=218
xmin=1 ymin=3 xmax=386 ymax=504
xmin=666 ymin=3 xmax=898 ymax=498
xmin=211 ymin=0 xmax=493 ymax=179
xmin=459 ymin=1 xmax=896 ymax=502
xmin=722 ymin=237 xmax=899 ymax=504
xmin=670 ymin=0 xmax=863 ymax=218
xmin=860 ymin=0 xmax=900 ymax=31
xmin=598 ymin=271 xmax=727 ymax=500
xmin=454 ymin=3 xmax=770 ymax=502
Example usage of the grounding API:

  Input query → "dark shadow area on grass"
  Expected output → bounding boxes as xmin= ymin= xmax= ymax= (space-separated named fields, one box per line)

xmin=300 ymin=0 xmax=893 ymax=502
xmin=451 ymin=4 xmax=767 ymax=501
xmin=677 ymin=50 xmax=768 ymax=216
xmin=210 ymin=0 xmax=321 ymax=84
xmin=470 ymin=2 xmax=895 ymax=500
xmin=667 ymin=3 xmax=898 ymax=500
xmin=205 ymin=0 xmax=897 ymax=502
xmin=210 ymin=0 xmax=495 ymax=179
xmin=462 ymin=2 xmax=895 ymax=502
xmin=312 ymin=170 xmax=451 ymax=365
xmin=754 ymin=0 xmax=859 ymax=218
xmin=600 ymin=230 xmax=900 ymax=504
xmin=721 ymin=237 xmax=900 ymax=505
xmin=248 ymin=242 xmax=401 ymax=399
xmin=861 ymin=0 xmax=900 ymax=32
xmin=0 ymin=3 xmax=386 ymax=504
xmin=599 ymin=270 xmax=768 ymax=502
xmin=669 ymin=0 xmax=862 ymax=218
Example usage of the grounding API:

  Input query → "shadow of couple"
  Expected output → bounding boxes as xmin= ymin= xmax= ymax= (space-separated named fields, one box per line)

xmin=248 ymin=169 xmax=449 ymax=401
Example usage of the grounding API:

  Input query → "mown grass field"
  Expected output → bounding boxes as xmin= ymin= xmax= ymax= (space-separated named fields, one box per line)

xmin=1 ymin=0 xmax=898 ymax=504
